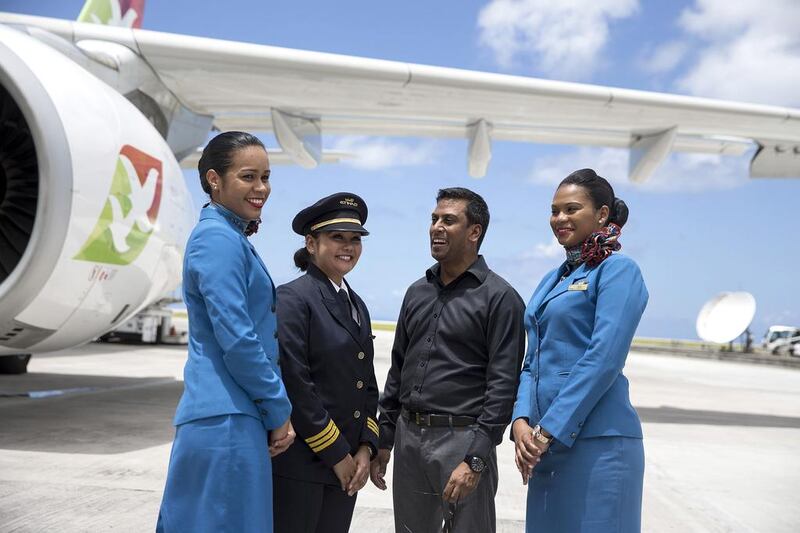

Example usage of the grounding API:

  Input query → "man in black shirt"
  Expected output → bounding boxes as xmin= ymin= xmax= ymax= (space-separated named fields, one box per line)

xmin=371 ymin=188 xmax=525 ymax=533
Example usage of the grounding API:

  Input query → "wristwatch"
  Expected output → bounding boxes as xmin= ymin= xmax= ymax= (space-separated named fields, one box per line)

xmin=362 ymin=442 xmax=377 ymax=460
xmin=464 ymin=455 xmax=486 ymax=473
xmin=532 ymin=424 xmax=553 ymax=445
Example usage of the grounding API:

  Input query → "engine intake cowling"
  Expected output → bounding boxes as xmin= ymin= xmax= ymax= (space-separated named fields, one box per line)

xmin=0 ymin=25 xmax=193 ymax=354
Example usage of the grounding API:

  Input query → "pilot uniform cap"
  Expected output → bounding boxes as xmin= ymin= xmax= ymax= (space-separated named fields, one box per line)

xmin=292 ymin=192 xmax=369 ymax=236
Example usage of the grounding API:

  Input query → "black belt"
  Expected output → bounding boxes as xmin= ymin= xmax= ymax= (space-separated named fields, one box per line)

xmin=401 ymin=408 xmax=476 ymax=427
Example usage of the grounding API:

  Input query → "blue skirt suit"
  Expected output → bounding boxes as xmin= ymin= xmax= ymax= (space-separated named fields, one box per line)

xmin=512 ymin=254 xmax=648 ymax=532
xmin=158 ymin=205 xmax=292 ymax=533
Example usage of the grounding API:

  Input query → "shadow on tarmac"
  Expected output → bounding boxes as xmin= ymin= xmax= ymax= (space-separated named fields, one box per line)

xmin=2 ymin=373 xmax=798 ymax=456
xmin=0 ymin=374 xmax=181 ymax=454
xmin=638 ymin=406 xmax=800 ymax=428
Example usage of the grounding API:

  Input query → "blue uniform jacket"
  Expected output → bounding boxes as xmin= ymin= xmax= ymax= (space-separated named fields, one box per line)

xmin=174 ymin=205 xmax=291 ymax=431
xmin=512 ymin=253 xmax=648 ymax=447
xmin=272 ymin=263 xmax=378 ymax=486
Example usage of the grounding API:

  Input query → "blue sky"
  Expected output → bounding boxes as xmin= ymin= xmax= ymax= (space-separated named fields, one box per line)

xmin=7 ymin=0 xmax=800 ymax=339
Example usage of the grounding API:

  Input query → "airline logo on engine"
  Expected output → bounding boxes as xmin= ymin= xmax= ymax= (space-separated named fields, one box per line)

xmin=74 ymin=145 xmax=163 ymax=265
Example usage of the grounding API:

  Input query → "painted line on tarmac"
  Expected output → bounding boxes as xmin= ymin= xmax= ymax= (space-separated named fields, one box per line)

xmin=0 ymin=377 xmax=180 ymax=402
xmin=0 ymin=387 xmax=98 ymax=399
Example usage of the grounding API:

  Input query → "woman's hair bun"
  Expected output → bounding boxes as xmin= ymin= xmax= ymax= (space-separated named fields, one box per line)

xmin=293 ymin=247 xmax=311 ymax=271
xmin=609 ymin=197 xmax=629 ymax=227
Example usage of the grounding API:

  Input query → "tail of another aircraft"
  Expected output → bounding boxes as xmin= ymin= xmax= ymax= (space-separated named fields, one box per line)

xmin=77 ymin=0 xmax=145 ymax=28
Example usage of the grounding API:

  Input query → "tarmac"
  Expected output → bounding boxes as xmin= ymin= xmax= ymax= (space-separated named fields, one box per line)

xmin=0 ymin=330 xmax=798 ymax=532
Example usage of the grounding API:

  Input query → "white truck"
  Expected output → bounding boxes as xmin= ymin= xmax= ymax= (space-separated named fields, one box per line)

xmin=99 ymin=305 xmax=188 ymax=345
xmin=762 ymin=325 xmax=800 ymax=355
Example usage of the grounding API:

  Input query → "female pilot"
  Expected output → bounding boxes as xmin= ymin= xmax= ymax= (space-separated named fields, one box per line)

xmin=157 ymin=131 xmax=294 ymax=532
xmin=511 ymin=168 xmax=649 ymax=532
xmin=272 ymin=193 xmax=379 ymax=533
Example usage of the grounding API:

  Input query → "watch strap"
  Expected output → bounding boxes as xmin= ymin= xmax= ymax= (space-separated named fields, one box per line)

xmin=532 ymin=424 xmax=553 ymax=445
xmin=464 ymin=454 xmax=485 ymax=473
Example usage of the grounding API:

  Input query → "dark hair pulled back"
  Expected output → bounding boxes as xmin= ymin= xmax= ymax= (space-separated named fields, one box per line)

xmin=293 ymin=232 xmax=320 ymax=271
xmin=293 ymin=247 xmax=312 ymax=271
xmin=198 ymin=131 xmax=265 ymax=196
xmin=559 ymin=168 xmax=628 ymax=227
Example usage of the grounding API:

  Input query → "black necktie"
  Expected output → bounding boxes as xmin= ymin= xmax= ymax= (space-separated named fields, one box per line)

xmin=336 ymin=289 xmax=359 ymax=326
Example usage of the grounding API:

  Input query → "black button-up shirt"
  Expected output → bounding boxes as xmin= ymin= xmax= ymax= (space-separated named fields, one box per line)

xmin=378 ymin=256 xmax=526 ymax=460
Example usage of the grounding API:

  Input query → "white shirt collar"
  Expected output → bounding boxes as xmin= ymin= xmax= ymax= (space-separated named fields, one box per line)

xmin=329 ymin=278 xmax=360 ymax=325
xmin=329 ymin=278 xmax=349 ymax=296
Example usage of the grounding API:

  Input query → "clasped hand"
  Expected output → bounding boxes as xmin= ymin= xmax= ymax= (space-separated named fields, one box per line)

xmin=333 ymin=445 xmax=371 ymax=496
xmin=512 ymin=418 xmax=548 ymax=485
xmin=269 ymin=419 xmax=295 ymax=457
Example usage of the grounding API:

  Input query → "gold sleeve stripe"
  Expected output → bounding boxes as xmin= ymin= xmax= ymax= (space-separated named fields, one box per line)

xmin=305 ymin=420 xmax=337 ymax=446
xmin=310 ymin=426 xmax=341 ymax=453
xmin=366 ymin=417 xmax=379 ymax=436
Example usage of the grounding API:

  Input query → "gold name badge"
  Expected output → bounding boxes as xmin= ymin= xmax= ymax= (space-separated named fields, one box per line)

xmin=568 ymin=281 xmax=589 ymax=291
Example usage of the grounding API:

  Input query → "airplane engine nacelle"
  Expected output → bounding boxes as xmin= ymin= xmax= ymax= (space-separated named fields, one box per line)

xmin=0 ymin=25 xmax=195 ymax=354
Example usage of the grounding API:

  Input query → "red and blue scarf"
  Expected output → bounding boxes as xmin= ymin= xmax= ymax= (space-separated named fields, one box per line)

xmin=565 ymin=222 xmax=622 ymax=268
xmin=580 ymin=222 xmax=621 ymax=267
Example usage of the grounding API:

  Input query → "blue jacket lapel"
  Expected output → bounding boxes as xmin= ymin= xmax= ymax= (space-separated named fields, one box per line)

xmin=537 ymin=262 xmax=589 ymax=313
xmin=248 ymin=243 xmax=276 ymax=302
xmin=202 ymin=207 xmax=277 ymax=301
xmin=530 ymin=268 xmax=560 ymax=314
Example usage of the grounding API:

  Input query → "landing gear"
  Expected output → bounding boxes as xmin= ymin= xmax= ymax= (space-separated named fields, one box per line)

xmin=0 ymin=354 xmax=31 ymax=374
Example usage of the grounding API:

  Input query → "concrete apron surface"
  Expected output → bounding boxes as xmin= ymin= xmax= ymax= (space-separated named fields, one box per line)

xmin=1 ymin=332 xmax=798 ymax=532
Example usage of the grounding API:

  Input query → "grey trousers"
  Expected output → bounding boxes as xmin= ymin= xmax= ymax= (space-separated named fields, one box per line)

xmin=392 ymin=415 xmax=498 ymax=533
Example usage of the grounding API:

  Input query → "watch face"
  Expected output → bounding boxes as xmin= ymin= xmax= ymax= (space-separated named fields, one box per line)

xmin=469 ymin=456 xmax=485 ymax=473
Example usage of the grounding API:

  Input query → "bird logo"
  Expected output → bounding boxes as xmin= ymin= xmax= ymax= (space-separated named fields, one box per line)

xmin=74 ymin=144 xmax=163 ymax=265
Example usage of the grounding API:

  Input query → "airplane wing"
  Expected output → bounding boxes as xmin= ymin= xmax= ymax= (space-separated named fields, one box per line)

xmin=2 ymin=12 xmax=798 ymax=181
xmin=178 ymin=148 xmax=352 ymax=170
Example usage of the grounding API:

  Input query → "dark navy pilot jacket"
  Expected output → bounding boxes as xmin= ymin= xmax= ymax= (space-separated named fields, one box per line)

xmin=272 ymin=262 xmax=379 ymax=487
xmin=512 ymin=253 xmax=648 ymax=447
xmin=174 ymin=205 xmax=291 ymax=431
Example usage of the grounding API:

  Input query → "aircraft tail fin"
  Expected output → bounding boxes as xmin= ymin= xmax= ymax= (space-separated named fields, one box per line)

xmin=77 ymin=0 xmax=145 ymax=28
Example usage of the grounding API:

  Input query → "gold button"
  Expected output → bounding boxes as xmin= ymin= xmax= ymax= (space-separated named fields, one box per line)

xmin=357 ymin=352 xmax=365 ymax=360
xmin=356 ymin=380 xmax=364 ymax=389
xmin=354 ymin=410 xmax=361 ymax=419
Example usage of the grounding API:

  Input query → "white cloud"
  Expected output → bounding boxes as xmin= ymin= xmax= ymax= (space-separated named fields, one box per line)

xmin=477 ymin=0 xmax=639 ymax=79
xmin=330 ymin=136 xmax=438 ymax=170
xmin=528 ymin=146 xmax=750 ymax=193
xmin=639 ymin=40 xmax=689 ymax=74
xmin=529 ymin=147 xmax=627 ymax=187
xmin=674 ymin=0 xmax=800 ymax=106
xmin=532 ymin=236 xmax=563 ymax=259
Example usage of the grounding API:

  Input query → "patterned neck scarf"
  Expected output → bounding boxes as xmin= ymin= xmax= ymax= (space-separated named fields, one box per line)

xmin=565 ymin=245 xmax=583 ymax=265
xmin=562 ymin=223 xmax=622 ymax=269
xmin=580 ymin=222 xmax=622 ymax=267
xmin=206 ymin=202 xmax=261 ymax=237
xmin=244 ymin=218 xmax=261 ymax=237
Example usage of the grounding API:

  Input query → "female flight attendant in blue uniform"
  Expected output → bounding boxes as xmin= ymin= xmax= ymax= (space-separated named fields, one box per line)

xmin=512 ymin=168 xmax=649 ymax=532
xmin=272 ymin=193 xmax=379 ymax=533
xmin=157 ymin=132 xmax=294 ymax=533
